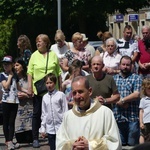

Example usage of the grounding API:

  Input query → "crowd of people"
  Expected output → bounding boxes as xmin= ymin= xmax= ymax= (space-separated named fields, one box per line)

xmin=0 ymin=25 xmax=150 ymax=150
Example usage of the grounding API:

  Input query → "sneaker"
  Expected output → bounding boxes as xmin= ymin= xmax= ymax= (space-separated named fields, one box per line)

xmin=7 ymin=141 xmax=14 ymax=150
xmin=14 ymin=142 xmax=20 ymax=149
xmin=33 ymin=140 xmax=40 ymax=148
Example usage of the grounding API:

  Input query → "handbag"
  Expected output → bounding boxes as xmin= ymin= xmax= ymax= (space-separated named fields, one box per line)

xmin=34 ymin=51 xmax=49 ymax=95
xmin=15 ymin=130 xmax=33 ymax=143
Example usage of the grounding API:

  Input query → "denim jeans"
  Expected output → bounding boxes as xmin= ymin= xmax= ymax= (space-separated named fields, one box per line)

xmin=117 ymin=121 xmax=140 ymax=146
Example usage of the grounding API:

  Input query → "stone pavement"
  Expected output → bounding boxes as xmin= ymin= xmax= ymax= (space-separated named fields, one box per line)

xmin=0 ymin=125 xmax=50 ymax=150
xmin=0 ymin=124 xmax=136 ymax=150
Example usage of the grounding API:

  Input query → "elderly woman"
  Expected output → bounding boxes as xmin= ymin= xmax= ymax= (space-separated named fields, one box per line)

xmin=95 ymin=31 xmax=112 ymax=55
xmin=100 ymin=37 xmax=122 ymax=75
xmin=62 ymin=32 xmax=91 ymax=72
xmin=27 ymin=34 xmax=62 ymax=148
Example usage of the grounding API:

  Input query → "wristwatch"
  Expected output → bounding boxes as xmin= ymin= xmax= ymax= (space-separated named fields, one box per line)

xmin=104 ymin=99 xmax=107 ymax=104
xmin=121 ymin=98 xmax=125 ymax=104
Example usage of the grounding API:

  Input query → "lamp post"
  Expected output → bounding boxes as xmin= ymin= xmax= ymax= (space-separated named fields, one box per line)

xmin=57 ymin=0 xmax=61 ymax=29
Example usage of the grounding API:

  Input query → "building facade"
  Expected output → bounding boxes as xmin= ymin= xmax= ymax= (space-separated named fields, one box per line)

xmin=108 ymin=8 xmax=150 ymax=39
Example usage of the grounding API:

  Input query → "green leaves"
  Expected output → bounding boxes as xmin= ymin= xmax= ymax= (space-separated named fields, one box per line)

xmin=0 ymin=0 xmax=51 ymax=19
xmin=0 ymin=0 xmax=149 ymax=19
xmin=0 ymin=19 xmax=16 ymax=62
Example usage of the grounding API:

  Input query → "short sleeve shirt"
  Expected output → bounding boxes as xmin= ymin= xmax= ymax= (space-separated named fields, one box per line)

xmin=86 ymin=74 xmax=118 ymax=99
xmin=117 ymin=38 xmax=139 ymax=57
xmin=1 ymin=72 xmax=19 ymax=103
xmin=139 ymin=96 xmax=150 ymax=124
xmin=27 ymin=50 xmax=62 ymax=94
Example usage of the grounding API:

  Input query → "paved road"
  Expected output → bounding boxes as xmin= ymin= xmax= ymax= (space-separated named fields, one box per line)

xmin=0 ymin=124 xmax=135 ymax=150
xmin=0 ymin=125 xmax=50 ymax=150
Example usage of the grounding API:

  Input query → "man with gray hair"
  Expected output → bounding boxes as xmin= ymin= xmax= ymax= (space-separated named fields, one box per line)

xmin=138 ymin=25 xmax=150 ymax=79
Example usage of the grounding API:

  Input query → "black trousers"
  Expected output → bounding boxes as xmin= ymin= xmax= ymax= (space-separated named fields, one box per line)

xmin=32 ymin=95 xmax=42 ymax=140
xmin=2 ymin=102 xmax=18 ymax=142
xmin=48 ymin=134 xmax=56 ymax=150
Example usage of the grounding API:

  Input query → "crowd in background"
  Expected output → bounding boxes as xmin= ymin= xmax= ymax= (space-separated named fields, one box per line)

xmin=0 ymin=24 xmax=150 ymax=150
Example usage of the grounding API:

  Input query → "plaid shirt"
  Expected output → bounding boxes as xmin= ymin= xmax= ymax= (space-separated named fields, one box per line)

xmin=113 ymin=73 xmax=142 ymax=122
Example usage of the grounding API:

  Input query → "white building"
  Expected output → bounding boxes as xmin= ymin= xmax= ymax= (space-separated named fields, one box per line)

xmin=108 ymin=8 xmax=150 ymax=39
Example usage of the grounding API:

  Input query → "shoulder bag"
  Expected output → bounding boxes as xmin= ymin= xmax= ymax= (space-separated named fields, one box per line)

xmin=34 ymin=52 xmax=49 ymax=95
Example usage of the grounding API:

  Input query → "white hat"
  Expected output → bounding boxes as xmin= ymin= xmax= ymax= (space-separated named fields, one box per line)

xmin=81 ymin=33 xmax=88 ymax=41
xmin=2 ymin=56 xmax=13 ymax=63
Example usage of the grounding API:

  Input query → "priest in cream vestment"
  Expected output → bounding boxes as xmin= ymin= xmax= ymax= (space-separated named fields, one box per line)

xmin=56 ymin=76 xmax=121 ymax=150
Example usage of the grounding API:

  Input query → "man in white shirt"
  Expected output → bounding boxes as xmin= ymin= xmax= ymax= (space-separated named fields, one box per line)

xmin=117 ymin=25 xmax=139 ymax=63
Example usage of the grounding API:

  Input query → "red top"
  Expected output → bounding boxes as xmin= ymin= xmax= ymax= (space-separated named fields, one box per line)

xmin=138 ymin=40 xmax=150 ymax=74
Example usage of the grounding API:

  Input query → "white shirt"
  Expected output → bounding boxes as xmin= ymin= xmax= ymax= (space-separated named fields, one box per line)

xmin=117 ymin=38 xmax=139 ymax=57
xmin=100 ymin=51 xmax=122 ymax=70
xmin=1 ymin=72 xmax=19 ymax=104
xmin=39 ymin=90 xmax=68 ymax=134
xmin=51 ymin=42 xmax=74 ymax=59
xmin=139 ymin=96 xmax=150 ymax=124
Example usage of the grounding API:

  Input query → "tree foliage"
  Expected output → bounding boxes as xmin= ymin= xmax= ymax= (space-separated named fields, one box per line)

xmin=0 ymin=19 xmax=16 ymax=59
xmin=0 ymin=0 xmax=149 ymax=35
xmin=0 ymin=0 xmax=149 ymax=20
xmin=0 ymin=0 xmax=54 ymax=19
xmin=0 ymin=0 xmax=149 ymax=59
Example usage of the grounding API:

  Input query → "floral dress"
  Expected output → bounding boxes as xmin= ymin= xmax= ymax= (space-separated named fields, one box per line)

xmin=64 ymin=49 xmax=91 ymax=66
xmin=15 ymin=78 xmax=33 ymax=133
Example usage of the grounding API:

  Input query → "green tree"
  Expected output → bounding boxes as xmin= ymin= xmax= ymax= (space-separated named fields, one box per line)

xmin=0 ymin=0 xmax=149 ymax=57
xmin=0 ymin=19 xmax=16 ymax=59
xmin=0 ymin=0 xmax=149 ymax=19
xmin=0 ymin=0 xmax=149 ymax=36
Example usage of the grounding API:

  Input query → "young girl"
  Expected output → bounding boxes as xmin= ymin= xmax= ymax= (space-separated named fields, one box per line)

xmin=0 ymin=56 xmax=26 ymax=150
xmin=139 ymin=78 xmax=150 ymax=144
xmin=39 ymin=73 xmax=68 ymax=150
xmin=62 ymin=64 xmax=80 ymax=109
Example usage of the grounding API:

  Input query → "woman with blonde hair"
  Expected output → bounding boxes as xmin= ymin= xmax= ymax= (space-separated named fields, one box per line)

xmin=51 ymin=30 xmax=73 ymax=80
xmin=51 ymin=30 xmax=73 ymax=59
xmin=62 ymin=32 xmax=91 ymax=73
xmin=139 ymin=78 xmax=150 ymax=144
xmin=95 ymin=31 xmax=112 ymax=55
xmin=27 ymin=34 xmax=62 ymax=148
